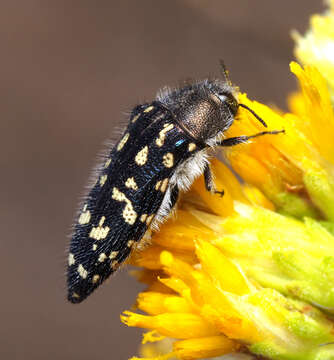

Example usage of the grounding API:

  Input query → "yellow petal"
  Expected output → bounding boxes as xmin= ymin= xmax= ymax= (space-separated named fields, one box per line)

xmin=142 ymin=331 xmax=166 ymax=344
xmin=195 ymin=239 xmax=252 ymax=296
xmin=293 ymin=1 xmax=334 ymax=95
xmin=121 ymin=311 xmax=220 ymax=339
xmin=158 ymin=276 xmax=190 ymax=295
xmin=132 ymin=245 xmax=197 ymax=270
xmin=290 ymin=61 xmax=334 ymax=163
xmin=243 ymin=185 xmax=275 ymax=210
xmin=137 ymin=292 xmax=194 ymax=315
xmin=160 ymin=251 xmax=261 ymax=342
xmin=153 ymin=211 xmax=214 ymax=251
xmin=173 ymin=336 xmax=240 ymax=360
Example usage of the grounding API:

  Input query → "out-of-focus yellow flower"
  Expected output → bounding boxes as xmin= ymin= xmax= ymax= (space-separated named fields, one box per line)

xmin=121 ymin=4 xmax=334 ymax=359
xmin=293 ymin=0 xmax=334 ymax=98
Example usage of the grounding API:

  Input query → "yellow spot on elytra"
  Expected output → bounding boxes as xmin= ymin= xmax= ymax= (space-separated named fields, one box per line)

xmin=78 ymin=205 xmax=91 ymax=225
xmin=112 ymin=187 xmax=137 ymax=225
xmin=155 ymin=123 xmax=174 ymax=147
xmin=117 ymin=132 xmax=130 ymax=151
xmin=72 ymin=292 xmax=80 ymax=299
xmin=125 ymin=177 xmax=138 ymax=190
xmin=100 ymin=174 xmax=107 ymax=186
xmin=89 ymin=216 xmax=110 ymax=240
xmin=162 ymin=152 xmax=174 ymax=168
xmin=98 ymin=253 xmax=107 ymax=262
xmin=68 ymin=253 xmax=75 ymax=266
xmin=188 ymin=143 xmax=196 ymax=152
xmin=146 ymin=214 xmax=154 ymax=225
xmin=92 ymin=275 xmax=100 ymax=284
xmin=104 ymin=158 xmax=111 ymax=168
xmin=112 ymin=187 xmax=125 ymax=201
xmin=144 ymin=105 xmax=154 ymax=113
xmin=78 ymin=264 xmax=88 ymax=279
xmin=111 ymin=260 xmax=119 ymax=269
xmin=109 ymin=251 xmax=118 ymax=260
xmin=92 ymin=244 xmax=98 ymax=251
xmin=135 ymin=145 xmax=149 ymax=166
xmin=155 ymin=178 xmax=169 ymax=192
xmin=160 ymin=178 xmax=169 ymax=192
xmin=127 ymin=240 xmax=135 ymax=248
xmin=123 ymin=204 xmax=137 ymax=224
xmin=162 ymin=178 xmax=169 ymax=192
xmin=131 ymin=113 xmax=140 ymax=123
xmin=140 ymin=214 xmax=148 ymax=222
xmin=155 ymin=180 xmax=161 ymax=190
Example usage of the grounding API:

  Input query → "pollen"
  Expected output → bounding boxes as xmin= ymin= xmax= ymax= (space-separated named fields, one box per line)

xmin=162 ymin=152 xmax=174 ymax=168
xmin=89 ymin=216 xmax=110 ymax=240
xmin=68 ymin=253 xmax=75 ymax=266
xmin=117 ymin=132 xmax=130 ymax=151
xmin=125 ymin=177 xmax=138 ymax=190
xmin=112 ymin=187 xmax=138 ymax=225
xmin=77 ymin=264 xmax=88 ymax=279
xmin=156 ymin=123 xmax=174 ymax=147
xmin=78 ymin=204 xmax=91 ymax=225
xmin=135 ymin=146 xmax=149 ymax=166
xmin=92 ymin=244 xmax=98 ymax=251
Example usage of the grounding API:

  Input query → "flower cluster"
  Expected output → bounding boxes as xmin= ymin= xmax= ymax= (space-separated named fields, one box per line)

xmin=121 ymin=3 xmax=334 ymax=360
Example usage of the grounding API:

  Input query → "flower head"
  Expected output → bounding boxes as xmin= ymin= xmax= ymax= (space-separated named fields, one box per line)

xmin=121 ymin=5 xmax=334 ymax=359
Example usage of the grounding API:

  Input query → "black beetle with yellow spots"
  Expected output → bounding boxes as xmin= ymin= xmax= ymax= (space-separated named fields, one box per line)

xmin=67 ymin=65 xmax=283 ymax=303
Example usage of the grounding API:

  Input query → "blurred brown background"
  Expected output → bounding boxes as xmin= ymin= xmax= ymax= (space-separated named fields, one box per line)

xmin=0 ymin=1 xmax=324 ymax=359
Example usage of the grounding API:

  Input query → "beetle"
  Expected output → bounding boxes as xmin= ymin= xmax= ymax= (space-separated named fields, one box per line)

xmin=67 ymin=64 xmax=283 ymax=303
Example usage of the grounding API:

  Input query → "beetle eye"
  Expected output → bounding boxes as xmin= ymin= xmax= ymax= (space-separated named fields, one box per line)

xmin=217 ymin=93 xmax=227 ymax=103
xmin=217 ymin=92 xmax=238 ymax=114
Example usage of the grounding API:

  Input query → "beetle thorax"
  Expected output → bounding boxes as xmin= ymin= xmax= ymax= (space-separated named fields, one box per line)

xmin=157 ymin=80 xmax=236 ymax=145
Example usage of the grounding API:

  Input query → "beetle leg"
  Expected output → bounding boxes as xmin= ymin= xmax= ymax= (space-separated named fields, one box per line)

xmin=204 ymin=163 xmax=224 ymax=197
xmin=217 ymin=129 xmax=284 ymax=147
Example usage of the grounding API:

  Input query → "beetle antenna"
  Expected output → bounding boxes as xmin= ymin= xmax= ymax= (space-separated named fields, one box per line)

xmin=238 ymin=103 xmax=268 ymax=128
xmin=219 ymin=59 xmax=232 ymax=86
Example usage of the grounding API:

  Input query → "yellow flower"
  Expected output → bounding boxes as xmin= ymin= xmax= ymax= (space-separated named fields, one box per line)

xmin=121 ymin=4 xmax=334 ymax=358
xmin=121 ymin=62 xmax=334 ymax=360
xmin=293 ymin=0 xmax=334 ymax=98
